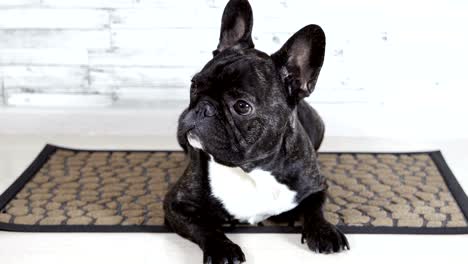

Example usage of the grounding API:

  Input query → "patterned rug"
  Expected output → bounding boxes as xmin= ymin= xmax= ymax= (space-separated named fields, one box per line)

xmin=0 ymin=144 xmax=467 ymax=234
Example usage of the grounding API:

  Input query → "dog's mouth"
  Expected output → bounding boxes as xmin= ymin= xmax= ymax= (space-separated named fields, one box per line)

xmin=187 ymin=130 xmax=204 ymax=150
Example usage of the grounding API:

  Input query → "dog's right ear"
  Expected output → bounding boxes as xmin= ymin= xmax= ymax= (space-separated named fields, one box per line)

xmin=214 ymin=0 xmax=254 ymax=55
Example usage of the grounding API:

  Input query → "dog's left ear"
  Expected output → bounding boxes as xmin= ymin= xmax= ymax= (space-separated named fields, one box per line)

xmin=214 ymin=0 xmax=254 ymax=55
xmin=272 ymin=25 xmax=326 ymax=103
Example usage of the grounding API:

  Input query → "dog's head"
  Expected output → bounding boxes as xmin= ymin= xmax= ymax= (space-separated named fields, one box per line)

xmin=178 ymin=0 xmax=325 ymax=166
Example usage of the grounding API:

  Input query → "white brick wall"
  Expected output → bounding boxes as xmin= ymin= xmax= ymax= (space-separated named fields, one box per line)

xmin=0 ymin=0 xmax=467 ymax=138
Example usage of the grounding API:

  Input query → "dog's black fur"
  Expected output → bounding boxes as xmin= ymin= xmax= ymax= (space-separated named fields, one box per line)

xmin=164 ymin=0 xmax=349 ymax=262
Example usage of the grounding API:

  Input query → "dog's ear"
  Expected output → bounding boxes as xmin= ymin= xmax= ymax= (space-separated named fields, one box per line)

xmin=272 ymin=25 xmax=325 ymax=103
xmin=214 ymin=0 xmax=254 ymax=55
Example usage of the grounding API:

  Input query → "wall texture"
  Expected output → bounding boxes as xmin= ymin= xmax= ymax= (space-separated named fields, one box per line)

xmin=0 ymin=0 xmax=467 ymax=138
xmin=1 ymin=0 xmax=466 ymax=107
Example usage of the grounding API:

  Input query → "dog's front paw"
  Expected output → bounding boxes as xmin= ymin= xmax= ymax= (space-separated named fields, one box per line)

xmin=203 ymin=239 xmax=246 ymax=264
xmin=301 ymin=221 xmax=349 ymax=254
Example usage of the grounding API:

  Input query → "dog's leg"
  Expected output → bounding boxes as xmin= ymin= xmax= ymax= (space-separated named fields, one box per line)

xmin=300 ymin=190 xmax=349 ymax=253
xmin=164 ymin=187 xmax=245 ymax=264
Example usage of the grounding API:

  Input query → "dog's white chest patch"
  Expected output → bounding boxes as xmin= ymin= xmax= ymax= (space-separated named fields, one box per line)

xmin=208 ymin=159 xmax=298 ymax=224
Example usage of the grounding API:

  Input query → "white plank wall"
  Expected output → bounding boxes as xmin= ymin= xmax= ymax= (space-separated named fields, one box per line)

xmin=0 ymin=0 xmax=467 ymax=138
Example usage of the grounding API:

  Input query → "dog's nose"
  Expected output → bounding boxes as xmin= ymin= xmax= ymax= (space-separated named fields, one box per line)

xmin=197 ymin=101 xmax=215 ymax=118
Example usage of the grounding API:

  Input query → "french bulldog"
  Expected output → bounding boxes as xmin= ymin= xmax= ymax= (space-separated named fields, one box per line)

xmin=163 ymin=0 xmax=349 ymax=263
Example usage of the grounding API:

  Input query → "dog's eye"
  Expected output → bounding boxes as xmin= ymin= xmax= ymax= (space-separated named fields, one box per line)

xmin=233 ymin=100 xmax=252 ymax=115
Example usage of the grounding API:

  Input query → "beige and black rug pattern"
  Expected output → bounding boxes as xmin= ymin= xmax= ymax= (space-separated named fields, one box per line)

xmin=320 ymin=153 xmax=466 ymax=228
xmin=0 ymin=145 xmax=467 ymax=233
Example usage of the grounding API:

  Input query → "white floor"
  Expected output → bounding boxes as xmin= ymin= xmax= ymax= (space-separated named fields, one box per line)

xmin=1 ymin=135 xmax=468 ymax=264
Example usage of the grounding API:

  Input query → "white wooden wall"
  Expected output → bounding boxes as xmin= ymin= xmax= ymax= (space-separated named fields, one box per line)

xmin=0 ymin=0 xmax=467 ymax=139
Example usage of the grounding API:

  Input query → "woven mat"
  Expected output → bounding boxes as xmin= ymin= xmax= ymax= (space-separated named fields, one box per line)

xmin=1 ymin=145 xmax=467 ymax=234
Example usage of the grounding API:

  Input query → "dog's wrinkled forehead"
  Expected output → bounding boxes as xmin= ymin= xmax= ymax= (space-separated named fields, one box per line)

xmin=191 ymin=49 xmax=274 ymax=97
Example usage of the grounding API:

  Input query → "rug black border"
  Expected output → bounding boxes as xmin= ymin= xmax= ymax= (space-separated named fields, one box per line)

xmin=1 ymin=144 xmax=467 ymax=235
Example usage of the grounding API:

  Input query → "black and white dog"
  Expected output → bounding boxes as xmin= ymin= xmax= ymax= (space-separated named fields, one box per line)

xmin=164 ymin=0 xmax=349 ymax=262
